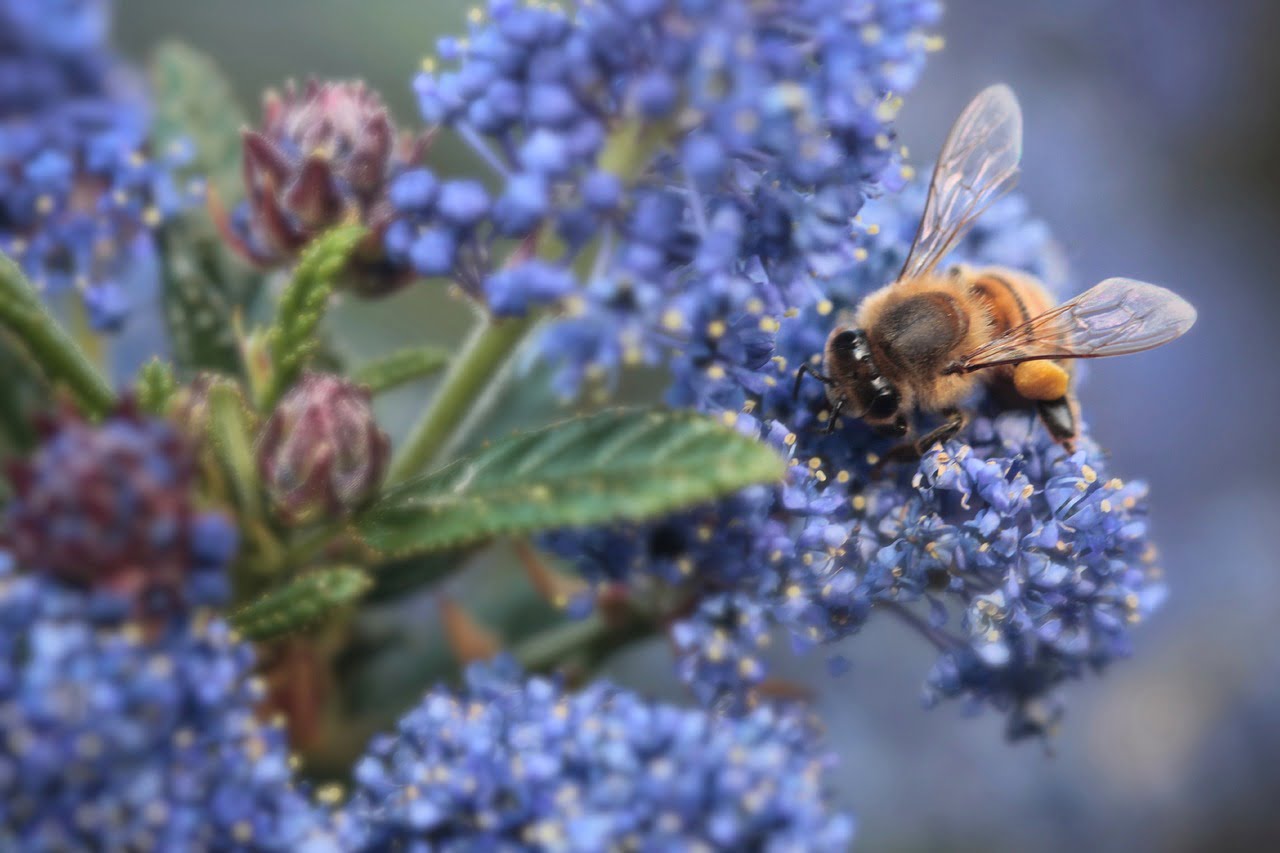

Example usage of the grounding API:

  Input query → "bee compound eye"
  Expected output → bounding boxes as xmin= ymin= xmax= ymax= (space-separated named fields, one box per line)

xmin=832 ymin=330 xmax=859 ymax=350
xmin=867 ymin=389 xmax=899 ymax=420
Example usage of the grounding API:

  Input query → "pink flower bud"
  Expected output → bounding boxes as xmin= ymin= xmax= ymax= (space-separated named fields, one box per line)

xmin=258 ymin=373 xmax=389 ymax=522
xmin=217 ymin=79 xmax=426 ymax=296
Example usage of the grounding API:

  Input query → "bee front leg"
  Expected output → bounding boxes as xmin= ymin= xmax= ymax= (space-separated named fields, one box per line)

xmin=914 ymin=408 xmax=967 ymax=455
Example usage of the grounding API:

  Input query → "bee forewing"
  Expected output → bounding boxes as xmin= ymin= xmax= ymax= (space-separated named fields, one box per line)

xmin=957 ymin=277 xmax=1197 ymax=370
xmin=899 ymin=84 xmax=1023 ymax=281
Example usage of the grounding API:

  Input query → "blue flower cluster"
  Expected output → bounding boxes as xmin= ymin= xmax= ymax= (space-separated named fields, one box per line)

xmin=0 ymin=0 xmax=195 ymax=330
xmin=342 ymin=659 xmax=853 ymax=851
xmin=0 ymin=556 xmax=341 ymax=851
xmin=4 ymin=405 xmax=238 ymax=613
xmin=390 ymin=0 xmax=940 ymax=338
xmin=0 ymin=407 xmax=856 ymax=846
xmin=544 ymin=180 xmax=1166 ymax=735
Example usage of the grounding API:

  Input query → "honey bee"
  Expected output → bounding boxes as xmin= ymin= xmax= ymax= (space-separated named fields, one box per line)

xmin=797 ymin=84 xmax=1196 ymax=454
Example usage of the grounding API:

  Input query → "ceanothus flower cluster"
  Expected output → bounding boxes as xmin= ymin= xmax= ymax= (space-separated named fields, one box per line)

xmin=342 ymin=658 xmax=853 ymax=851
xmin=0 ymin=405 xmax=853 ymax=846
xmin=0 ymin=545 xmax=345 ymax=849
xmin=544 ymin=182 xmax=1166 ymax=736
xmin=0 ymin=0 xmax=196 ymax=331
xmin=3 ymin=404 xmax=237 ymax=612
xmin=388 ymin=0 xmax=940 ymax=335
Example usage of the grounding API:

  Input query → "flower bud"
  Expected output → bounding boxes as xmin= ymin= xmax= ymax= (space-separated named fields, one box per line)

xmin=217 ymin=79 xmax=424 ymax=296
xmin=257 ymin=373 xmax=389 ymax=522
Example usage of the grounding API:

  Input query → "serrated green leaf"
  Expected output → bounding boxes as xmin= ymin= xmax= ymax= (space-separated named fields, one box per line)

xmin=136 ymin=358 xmax=178 ymax=416
xmin=0 ymin=253 xmax=115 ymax=417
xmin=356 ymin=408 xmax=786 ymax=557
xmin=353 ymin=346 xmax=450 ymax=394
xmin=206 ymin=379 xmax=260 ymax=516
xmin=262 ymin=225 xmax=367 ymax=407
xmin=231 ymin=566 xmax=371 ymax=641
xmin=150 ymin=41 xmax=262 ymax=377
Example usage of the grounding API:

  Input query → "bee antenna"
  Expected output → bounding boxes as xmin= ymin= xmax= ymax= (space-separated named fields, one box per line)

xmin=793 ymin=363 xmax=832 ymax=400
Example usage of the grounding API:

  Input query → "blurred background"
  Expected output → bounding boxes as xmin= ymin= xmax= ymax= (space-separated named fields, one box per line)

xmin=116 ymin=1 xmax=1280 ymax=850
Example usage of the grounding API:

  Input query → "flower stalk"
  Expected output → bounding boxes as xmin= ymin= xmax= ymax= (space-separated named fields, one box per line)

xmin=386 ymin=119 xmax=658 ymax=482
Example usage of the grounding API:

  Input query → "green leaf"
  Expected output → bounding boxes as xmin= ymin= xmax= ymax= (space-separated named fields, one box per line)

xmin=150 ymin=41 xmax=246 ymax=202
xmin=206 ymin=378 xmax=260 ymax=516
xmin=0 ymin=336 xmax=43 ymax=464
xmin=150 ymin=41 xmax=262 ymax=377
xmin=353 ymin=346 xmax=450 ymax=394
xmin=157 ymin=226 xmax=258 ymax=377
xmin=356 ymin=408 xmax=786 ymax=557
xmin=231 ymin=566 xmax=371 ymax=641
xmin=262 ymin=225 xmax=367 ymax=407
xmin=0 ymin=253 xmax=115 ymax=417
xmin=136 ymin=358 xmax=179 ymax=416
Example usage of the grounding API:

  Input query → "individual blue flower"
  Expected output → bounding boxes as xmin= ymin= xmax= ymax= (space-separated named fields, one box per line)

xmin=341 ymin=659 xmax=854 ymax=851
xmin=0 ymin=555 xmax=341 ymax=850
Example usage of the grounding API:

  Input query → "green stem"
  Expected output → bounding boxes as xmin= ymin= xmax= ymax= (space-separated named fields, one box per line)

xmin=386 ymin=119 xmax=660 ymax=484
xmin=386 ymin=310 xmax=537 ymax=483
xmin=514 ymin=607 xmax=658 ymax=675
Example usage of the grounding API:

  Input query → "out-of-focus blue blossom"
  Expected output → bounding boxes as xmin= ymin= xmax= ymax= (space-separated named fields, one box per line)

xmin=394 ymin=0 xmax=940 ymax=330
xmin=3 ymin=405 xmax=237 ymax=612
xmin=0 ymin=0 xmax=196 ymax=331
xmin=342 ymin=659 xmax=853 ymax=851
xmin=0 ymin=555 xmax=340 ymax=851
xmin=545 ymin=179 xmax=1165 ymax=736
xmin=0 ymin=0 xmax=109 ymax=57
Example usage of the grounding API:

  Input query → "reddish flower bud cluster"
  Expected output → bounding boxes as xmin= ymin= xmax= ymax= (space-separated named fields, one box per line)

xmin=218 ymin=79 xmax=424 ymax=295
xmin=3 ymin=403 xmax=236 ymax=609
xmin=257 ymin=373 xmax=389 ymax=523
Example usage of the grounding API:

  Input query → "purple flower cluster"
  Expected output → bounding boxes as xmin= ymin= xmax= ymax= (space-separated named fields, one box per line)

xmin=0 ymin=408 xmax=856 ymax=846
xmin=3 ymin=405 xmax=237 ymax=614
xmin=0 ymin=557 xmax=339 ymax=850
xmin=389 ymin=0 xmax=940 ymax=337
xmin=342 ymin=659 xmax=853 ymax=850
xmin=0 ymin=0 xmax=195 ymax=331
xmin=544 ymin=182 xmax=1166 ymax=735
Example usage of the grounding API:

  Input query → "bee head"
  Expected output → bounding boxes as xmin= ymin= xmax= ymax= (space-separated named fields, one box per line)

xmin=827 ymin=328 xmax=903 ymax=428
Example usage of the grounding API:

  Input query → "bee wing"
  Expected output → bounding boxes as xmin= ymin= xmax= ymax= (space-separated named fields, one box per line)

xmin=899 ymin=85 xmax=1023 ymax=281
xmin=953 ymin=278 xmax=1197 ymax=372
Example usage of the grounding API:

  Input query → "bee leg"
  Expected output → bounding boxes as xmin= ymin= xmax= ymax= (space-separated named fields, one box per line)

xmin=824 ymin=399 xmax=846 ymax=434
xmin=793 ymin=362 xmax=833 ymax=399
xmin=914 ymin=408 xmax=967 ymax=455
xmin=1036 ymin=396 xmax=1078 ymax=449
xmin=870 ymin=442 xmax=924 ymax=478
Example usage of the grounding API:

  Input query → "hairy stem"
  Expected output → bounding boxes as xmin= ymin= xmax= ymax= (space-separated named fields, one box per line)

xmin=386 ymin=310 xmax=538 ymax=483
xmin=514 ymin=608 xmax=656 ymax=675
xmin=385 ymin=119 xmax=659 ymax=484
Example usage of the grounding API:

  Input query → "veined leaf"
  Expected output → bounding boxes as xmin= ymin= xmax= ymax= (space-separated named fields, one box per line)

xmin=150 ymin=41 xmax=262 ymax=376
xmin=353 ymin=346 xmax=450 ymax=393
xmin=356 ymin=408 xmax=786 ymax=557
xmin=262 ymin=225 xmax=367 ymax=407
xmin=231 ymin=566 xmax=371 ymax=641
xmin=0 ymin=253 xmax=115 ymax=417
